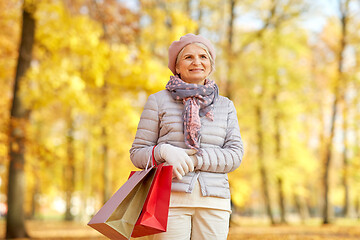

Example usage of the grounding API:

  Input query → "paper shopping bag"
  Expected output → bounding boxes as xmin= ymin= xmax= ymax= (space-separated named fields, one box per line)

xmin=88 ymin=167 xmax=156 ymax=240
xmin=131 ymin=163 xmax=172 ymax=238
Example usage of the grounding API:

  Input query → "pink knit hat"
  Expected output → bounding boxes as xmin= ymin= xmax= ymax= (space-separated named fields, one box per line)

xmin=168 ymin=33 xmax=216 ymax=75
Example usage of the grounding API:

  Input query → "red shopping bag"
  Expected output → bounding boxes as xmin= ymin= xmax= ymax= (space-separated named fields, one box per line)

xmin=130 ymin=146 xmax=173 ymax=238
xmin=88 ymin=167 xmax=156 ymax=240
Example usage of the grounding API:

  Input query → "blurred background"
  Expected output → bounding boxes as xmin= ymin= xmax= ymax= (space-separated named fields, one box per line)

xmin=1 ymin=0 xmax=360 ymax=238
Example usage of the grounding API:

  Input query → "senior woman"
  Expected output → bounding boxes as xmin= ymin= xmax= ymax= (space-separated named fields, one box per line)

xmin=130 ymin=33 xmax=244 ymax=240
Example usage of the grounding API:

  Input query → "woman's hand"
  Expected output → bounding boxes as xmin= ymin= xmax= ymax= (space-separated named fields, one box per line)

xmin=160 ymin=144 xmax=197 ymax=180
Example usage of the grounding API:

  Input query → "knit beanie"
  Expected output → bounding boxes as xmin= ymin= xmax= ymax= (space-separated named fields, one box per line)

xmin=168 ymin=33 xmax=216 ymax=75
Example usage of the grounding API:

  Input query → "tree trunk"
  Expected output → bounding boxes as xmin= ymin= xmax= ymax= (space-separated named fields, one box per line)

xmin=341 ymin=97 xmax=350 ymax=217
xmin=277 ymin=178 xmax=286 ymax=223
xmin=102 ymin=124 xmax=111 ymax=203
xmin=255 ymin=104 xmax=276 ymax=225
xmin=195 ymin=0 xmax=203 ymax=35
xmin=275 ymin=104 xmax=286 ymax=224
xmin=293 ymin=192 xmax=309 ymax=223
xmin=101 ymin=86 xmax=110 ymax=204
xmin=80 ymin=138 xmax=92 ymax=221
xmin=64 ymin=113 xmax=75 ymax=221
xmin=273 ymin=68 xmax=286 ymax=224
xmin=185 ymin=0 xmax=194 ymax=33
xmin=29 ymin=179 xmax=40 ymax=219
xmin=185 ymin=0 xmax=191 ymax=17
xmin=356 ymin=197 xmax=360 ymax=219
xmin=322 ymin=0 xmax=349 ymax=224
xmin=355 ymin=51 xmax=360 ymax=221
xmin=322 ymin=83 xmax=339 ymax=224
xmin=6 ymin=3 xmax=35 ymax=238
xmin=28 ymin=121 xmax=43 ymax=220
xmin=223 ymin=0 xmax=236 ymax=100
xmin=100 ymin=86 xmax=110 ymax=204
xmin=91 ymin=1 xmax=112 ymax=204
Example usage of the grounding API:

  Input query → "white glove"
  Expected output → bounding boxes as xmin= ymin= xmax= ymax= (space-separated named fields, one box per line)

xmin=160 ymin=144 xmax=197 ymax=180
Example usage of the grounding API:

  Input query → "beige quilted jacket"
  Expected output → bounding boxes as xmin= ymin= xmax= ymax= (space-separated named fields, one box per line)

xmin=130 ymin=89 xmax=244 ymax=199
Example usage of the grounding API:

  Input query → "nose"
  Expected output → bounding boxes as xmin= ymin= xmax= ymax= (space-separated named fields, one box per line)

xmin=192 ymin=56 xmax=201 ymax=65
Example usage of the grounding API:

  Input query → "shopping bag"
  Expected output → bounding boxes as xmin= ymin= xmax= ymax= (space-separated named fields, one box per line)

xmin=131 ymin=146 xmax=173 ymax=238
xmin=88 ymin=167 xmax=156 ymax=240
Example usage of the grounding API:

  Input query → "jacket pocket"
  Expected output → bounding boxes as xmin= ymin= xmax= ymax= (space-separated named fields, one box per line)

xmin=200 ymin=172 xmax=229 ymax=188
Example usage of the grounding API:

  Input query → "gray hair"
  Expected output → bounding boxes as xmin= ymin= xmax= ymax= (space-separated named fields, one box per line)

xmin=175 ymin=42 xmax=215 ymax=74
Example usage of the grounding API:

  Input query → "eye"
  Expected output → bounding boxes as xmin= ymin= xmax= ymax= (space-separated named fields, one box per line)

xmin=200 ymin=55 xmax=208 ymax=59
xmin=185 ymin=55 xmax=192 ymax=59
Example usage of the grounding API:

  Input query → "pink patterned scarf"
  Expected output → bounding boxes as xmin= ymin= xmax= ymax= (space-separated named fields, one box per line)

xmin=166 ymin=75 xmax=219 ymax=153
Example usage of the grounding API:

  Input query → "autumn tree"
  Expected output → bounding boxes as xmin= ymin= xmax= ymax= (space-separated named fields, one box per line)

xmin=2 ymin=0 xmax=360 ymax=224
xmin=6 ymin=1 xmax=35 ymax=238
xmin=322 ymin=0 xmax=350 ymax=224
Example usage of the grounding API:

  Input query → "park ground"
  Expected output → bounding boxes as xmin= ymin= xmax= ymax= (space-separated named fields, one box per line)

xmin=1 ymin=216 xmax=360 ymax=239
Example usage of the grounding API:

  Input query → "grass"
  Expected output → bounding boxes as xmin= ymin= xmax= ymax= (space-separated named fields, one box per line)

xmin=0 ymin=217 xmax=359 ymax=239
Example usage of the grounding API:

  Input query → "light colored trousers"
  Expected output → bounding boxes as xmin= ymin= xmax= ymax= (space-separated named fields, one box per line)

xmin=137 ymin=207 xmax=230 ymax=240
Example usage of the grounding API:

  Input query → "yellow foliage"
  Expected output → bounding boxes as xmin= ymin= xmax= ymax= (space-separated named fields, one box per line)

xmin=2 ymin=0 xmax=360 ymax=220
xmin=230 ymin=178 xmax=252 ymax=207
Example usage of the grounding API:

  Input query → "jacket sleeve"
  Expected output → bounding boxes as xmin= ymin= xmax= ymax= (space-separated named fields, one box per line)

xmin=129 ymin=94 xmax=163 ymax=169
xmin=195 ymin=100 xmax=244 ymax=173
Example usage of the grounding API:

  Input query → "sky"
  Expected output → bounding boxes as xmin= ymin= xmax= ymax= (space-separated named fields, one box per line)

xmin=301 ymin=0 xmax=339 ymax=32
xmin=118 ymin=0 xmax=344 ymax=33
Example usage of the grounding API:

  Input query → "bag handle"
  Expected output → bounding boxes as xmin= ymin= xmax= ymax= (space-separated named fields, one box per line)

xmin=145 ymin=145 xmax=157 ymax=170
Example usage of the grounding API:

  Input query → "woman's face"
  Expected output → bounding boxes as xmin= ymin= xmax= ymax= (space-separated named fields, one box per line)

xmin=175 ymin=44 xmax=211 ymax=85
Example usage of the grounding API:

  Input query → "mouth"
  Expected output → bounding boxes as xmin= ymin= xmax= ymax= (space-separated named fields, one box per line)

xmin=189 ymin=69 xmax=204 ymax=72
